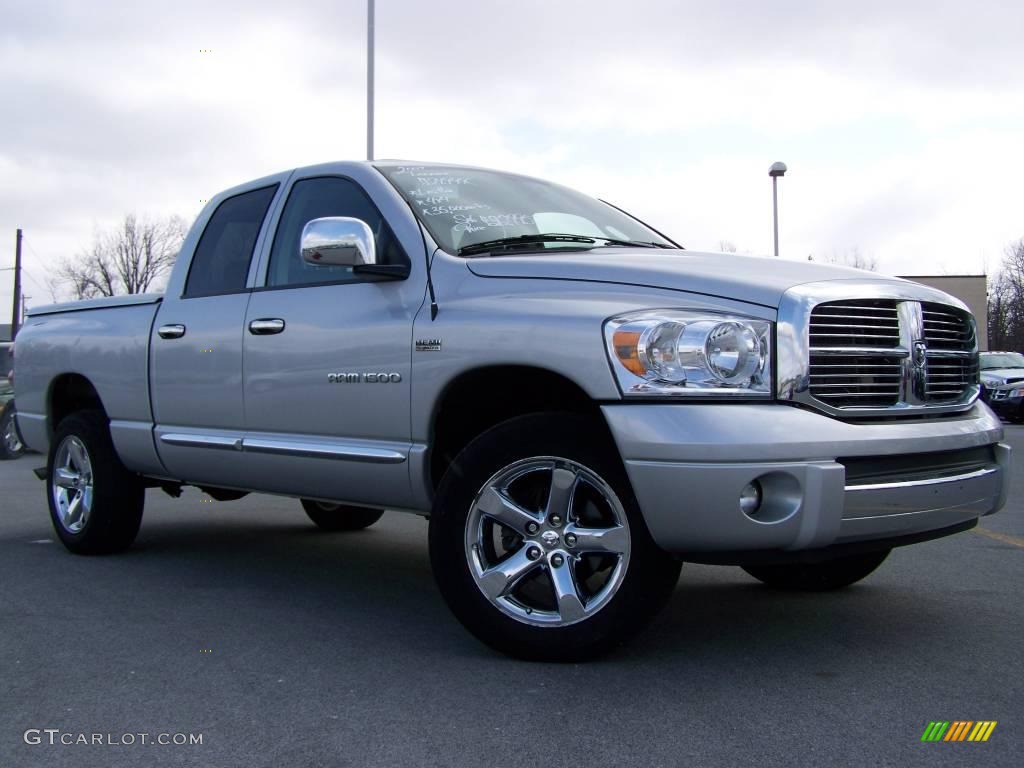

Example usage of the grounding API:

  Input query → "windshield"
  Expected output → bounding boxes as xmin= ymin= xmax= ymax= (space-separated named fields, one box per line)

xmin=378 ymin=164 xmax=676 ymax=256
xmin=980 ymin=352 xmax=1024 ymax=370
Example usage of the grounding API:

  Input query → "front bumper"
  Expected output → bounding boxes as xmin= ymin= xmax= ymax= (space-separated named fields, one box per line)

xmin=602 ymin=402 xmax=1009 ymax=557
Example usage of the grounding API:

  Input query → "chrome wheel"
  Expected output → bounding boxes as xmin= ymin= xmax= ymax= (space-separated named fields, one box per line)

xmin=2 ymin=410 xmax=23 ymax=455
xmin=51 ymin=436 xmax=94 ymax=534
xmin=465 ymin=457 xmax=631 ymax=627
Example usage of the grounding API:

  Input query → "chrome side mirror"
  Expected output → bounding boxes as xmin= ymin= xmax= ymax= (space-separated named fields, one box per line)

xmin=300 ymin=217 xmax=377 ymax=267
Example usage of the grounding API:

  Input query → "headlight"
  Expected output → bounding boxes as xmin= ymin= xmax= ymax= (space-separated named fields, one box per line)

xmin=604 ymin=310 xmax=772 ymax=397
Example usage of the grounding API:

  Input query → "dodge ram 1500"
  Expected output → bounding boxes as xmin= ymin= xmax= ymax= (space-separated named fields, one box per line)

xmin=14 ymin=161 xmax=1009 ymax=659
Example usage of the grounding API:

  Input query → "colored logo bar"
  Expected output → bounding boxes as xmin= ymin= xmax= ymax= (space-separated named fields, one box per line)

xmin=921 ymin=721 xmax=997 ymax=742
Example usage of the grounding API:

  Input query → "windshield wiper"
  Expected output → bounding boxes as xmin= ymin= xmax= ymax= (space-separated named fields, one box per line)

xmin=596 ymin=237 xmax=674 ymax=249
xmin=459 ymin=234 xmax=596 ymax=256
xmin=459 ymin=233 xmax=667 ymax=256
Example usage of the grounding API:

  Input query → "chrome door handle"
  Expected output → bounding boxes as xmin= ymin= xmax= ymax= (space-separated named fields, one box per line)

xmin=157 ymin=324 xmax=186 ymax=339
xmin=248 ymin=318 xmax=286 ymax=335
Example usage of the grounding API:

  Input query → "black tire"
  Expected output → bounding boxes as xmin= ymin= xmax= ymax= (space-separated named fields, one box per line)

xmin=0 ymin=404 xmax=25 ymax=460
xmin=300 ymin=499 xmax=384 ymax=531
xmin=429 ymin=413 xmax=681 ymax=661
xmin=741 ymin=549 xmax=891 ymax=591
xmin=47 ymin=410 xmax=144 ymax=554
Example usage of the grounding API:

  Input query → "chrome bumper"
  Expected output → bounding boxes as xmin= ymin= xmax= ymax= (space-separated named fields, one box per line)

xmin=601 ymin=402 xmax=1009 ymax=555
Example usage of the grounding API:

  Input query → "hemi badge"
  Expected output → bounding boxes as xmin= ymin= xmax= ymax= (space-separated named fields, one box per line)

xmin=416 ymin=338 xmax=442 ymax=352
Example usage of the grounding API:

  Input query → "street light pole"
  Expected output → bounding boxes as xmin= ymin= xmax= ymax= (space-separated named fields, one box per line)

xmin=367 ymin=0 xmax=375 ymax=161
xmin=769 ymin=161 xmax=787 ymax=257
xmin=11 ymin=229 xmax=22 ymax=339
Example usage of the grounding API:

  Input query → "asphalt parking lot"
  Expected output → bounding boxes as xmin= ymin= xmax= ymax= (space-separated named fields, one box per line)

xmin=1 ymin=430 xmax=1022 ymax=768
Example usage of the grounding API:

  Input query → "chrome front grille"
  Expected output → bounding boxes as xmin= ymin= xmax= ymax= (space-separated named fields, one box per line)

xmin=809 ymin=301 xmax=902 ymax=407
xmin=809 ymin=300 xmax=900 ymax=349
xmin=921 ymin=302 xmax=978 ymax=402
xmin=798 ymin=294 xmax=979 ymax=415
xmin=926 ymin=356 xmax=978 ymax=401
xmin=809 ymin=353 xmax=904 ymax=407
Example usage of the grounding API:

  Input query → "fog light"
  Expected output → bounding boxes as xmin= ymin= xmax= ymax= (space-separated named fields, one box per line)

xmin=739 ymin=481 xmax=763 ymax=516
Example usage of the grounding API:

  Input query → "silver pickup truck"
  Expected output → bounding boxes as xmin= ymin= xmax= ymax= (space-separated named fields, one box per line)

xmin=14 ymin=161 xmax=1009 ymax=660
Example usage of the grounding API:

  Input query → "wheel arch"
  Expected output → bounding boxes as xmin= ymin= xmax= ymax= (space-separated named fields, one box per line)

xmin=48 ymin=373 xmax=107 ymax=438
xmin=427 ymin=364 xmax=614 ymax=490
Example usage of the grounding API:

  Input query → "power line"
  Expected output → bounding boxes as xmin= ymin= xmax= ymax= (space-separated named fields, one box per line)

xmin=20 ymin=238 xmax=50 ymax=294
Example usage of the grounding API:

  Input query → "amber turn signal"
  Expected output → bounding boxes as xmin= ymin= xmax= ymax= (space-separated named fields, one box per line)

xmin=612 ymin=329 xmax=646 ymax=377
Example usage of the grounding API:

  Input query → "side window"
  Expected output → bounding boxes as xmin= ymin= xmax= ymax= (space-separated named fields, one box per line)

xmin=184 ymin=185 xmax=278 ymax=298
xmin=266 ymin=177 xmax=407 ymax=288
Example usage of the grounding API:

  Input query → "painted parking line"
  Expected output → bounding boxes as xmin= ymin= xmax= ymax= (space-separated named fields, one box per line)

xmin=970 ymin=528 xmax=1024 ymax=549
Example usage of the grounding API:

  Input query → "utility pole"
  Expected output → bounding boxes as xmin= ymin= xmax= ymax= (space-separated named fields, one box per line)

xmin=769 ymin=162 xmax=787 ymax=257
xmin=367 ymin=0 xmax=375 ymax=161
xmin=11 ymin=229 xmax=22 ymax=339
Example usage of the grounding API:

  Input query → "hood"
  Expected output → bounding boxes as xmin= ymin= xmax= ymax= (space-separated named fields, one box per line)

xmin=466 ymin=249 xmax=902 ymax=308
xmin=980 ymin=368 xmax=1024 ymax=385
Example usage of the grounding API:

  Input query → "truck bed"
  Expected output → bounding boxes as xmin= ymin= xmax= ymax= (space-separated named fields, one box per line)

xmin=14 ymin=294 xmax=163 ymax=473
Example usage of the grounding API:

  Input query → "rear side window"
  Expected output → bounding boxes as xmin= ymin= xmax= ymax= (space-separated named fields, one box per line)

xmin=184 ymin=185 xmax=278 ymax=297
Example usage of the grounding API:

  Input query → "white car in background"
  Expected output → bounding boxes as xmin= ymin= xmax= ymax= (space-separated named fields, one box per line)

xmin=980 ymin=351 xmax=1024 ymax=422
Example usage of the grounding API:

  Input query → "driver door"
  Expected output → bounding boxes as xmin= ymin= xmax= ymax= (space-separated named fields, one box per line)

xmin=238 ymin=175 xmax=424 ymax=509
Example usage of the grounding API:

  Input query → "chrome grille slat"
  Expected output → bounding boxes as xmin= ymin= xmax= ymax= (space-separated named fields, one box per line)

xmin=816 ymin=303 xmax=897 ymax=310
xmin=806 ymin=325 xmax=897 ymax=331
xmin=811 ymin=364 xmax=905 ymax=369
xmin=810 ymin=373 xmax=903 ymax=379
xmin=816 ymin=392 xmax=902 ymax=399
xmin=807 ymin=313 xmax=898 ymax=322
xmin=922 ymin=302 xmax=975 ymax=353
xmin=810 ymin=347 xmax=908 ymax=356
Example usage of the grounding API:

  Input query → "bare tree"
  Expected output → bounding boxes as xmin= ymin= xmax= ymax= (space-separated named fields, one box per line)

xmin=988 ymin=238 xmax=1024 ymax=351
xmin=53 ymin=215 xmax=188 ymax=300
xmin=816 ymin=247 xmax=878 ymax=272
xmin=717 ymin=240 xmax=738 ymax=253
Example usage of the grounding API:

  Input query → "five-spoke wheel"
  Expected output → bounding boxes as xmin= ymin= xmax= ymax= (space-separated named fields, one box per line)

xmin=466 ymin=458 xmax=630 ymax=627
xmin=430 ymin=413 xmax=681 ymax=661
xmin=52 ymin=436 xmax=94 ymax=533
xmin=47 ymin=410 xmax=144 ymax=554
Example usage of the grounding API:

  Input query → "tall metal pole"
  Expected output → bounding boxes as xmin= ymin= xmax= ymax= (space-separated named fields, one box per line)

xmin=11 ymin=229 xmax=22 ymax=339
xmin=768 ymin=161 xmax=787 ymax=258
xmin=772 ymin=178 xmax=779 ymax=258
xmin=367 ymin=0 xmax=375 ymax=161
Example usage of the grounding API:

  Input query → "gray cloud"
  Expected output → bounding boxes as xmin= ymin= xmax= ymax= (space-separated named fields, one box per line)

xmin=2 ymin=0 xmax=1022 ymax=307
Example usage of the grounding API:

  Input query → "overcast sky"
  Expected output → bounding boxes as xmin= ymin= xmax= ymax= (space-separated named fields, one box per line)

xmin=2 ymin=0 xmax=1022 ymax=314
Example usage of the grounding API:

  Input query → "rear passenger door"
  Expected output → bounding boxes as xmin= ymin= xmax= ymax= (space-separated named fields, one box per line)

xmin=151 ymin=183 xmax=280 ymax=486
